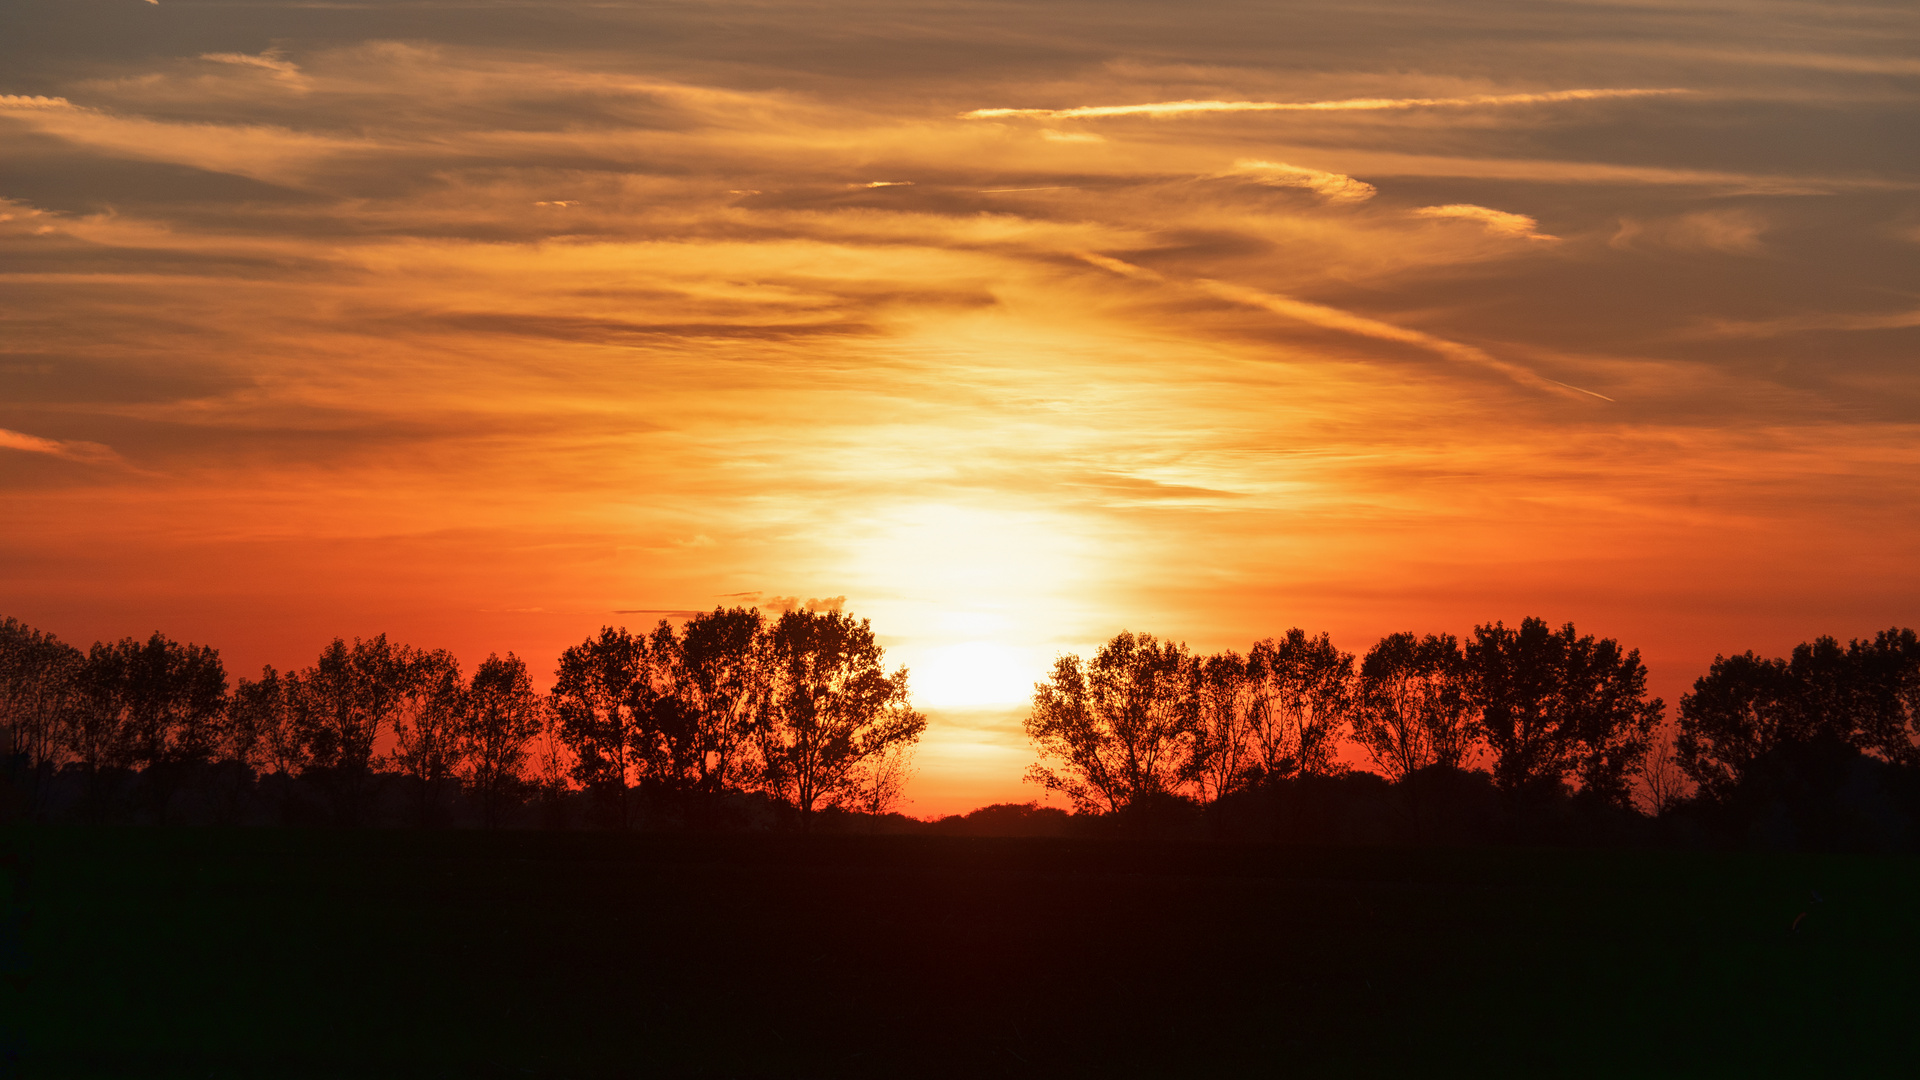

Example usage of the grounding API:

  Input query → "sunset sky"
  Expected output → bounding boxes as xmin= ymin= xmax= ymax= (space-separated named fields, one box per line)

xmin=3 ymin=0 xmax=1916 ymax=814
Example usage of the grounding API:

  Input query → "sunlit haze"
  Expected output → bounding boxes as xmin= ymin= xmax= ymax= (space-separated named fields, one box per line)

xmin=3 ymin=0 xmax=1917 ymax=814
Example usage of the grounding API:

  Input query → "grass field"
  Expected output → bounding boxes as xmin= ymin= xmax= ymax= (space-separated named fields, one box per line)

xmin=3 ymin=827 xmax=1916 ymax=1077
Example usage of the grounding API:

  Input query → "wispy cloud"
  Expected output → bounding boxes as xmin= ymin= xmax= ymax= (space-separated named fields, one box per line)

xmin=1226 ymin=160 xmax=1376 ymax=202
xmin=0 ymin=429 xmax=123 ymax=465
xmin=1075 ymin=254 xmax=1609 ymax=400
xmin=200 ymin=51 xmax=310 ymax=90
xmin=963 ymin=87 xmax=1684 ymax=120
xmin=1299 ymin=149 xmax=1909 ymax=194
xmin=1611 ymin=208 xmax=1766 ymax=255
xmin=0 ymin=95 xmax=76 ymax=110
xmin=1689 ymin=307 xmax=1920 ymax=339
xmin=1415 ymin=204 xmax=1556 ymax=240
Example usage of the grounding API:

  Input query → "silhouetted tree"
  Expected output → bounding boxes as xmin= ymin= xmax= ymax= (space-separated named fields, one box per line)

xmin=671 ymin=606 xmax=768 ymax=795
xmin=286 ymin=634 xmax=416 ymax=823
xmin=607 ymin=608 xmax=776 ymax=815
xmin=230 ymin=666 xmax=299 ymax=778
xmin=631 ymin=621 xmax=706 ymax=800
xmin=1466 ymin=618 xmax=1660 ymax=804
xmin=69 ymin=633 xmax=228 ymax=772
xmin=0 ymin=618 xmax=83 ymax=814
xmin=1843 ymin=628 xmax=1920 ymax=767
xmin=757 ymin=609 xmax=925 ymax=827
xmin=1678 ymin=628 xmax=1920 ymax=800
xmin=0 ymin=619 xmax=81 ymax=766
xmin=1186 ymin=650 xmax=1255 ymax=802
xmin=850 ymin=736 xmax=916 ymax=815
xmin=56 ymin=632 xmax=227 ymax=819
xmin=550 ymin=627 xmax=647 ymax=824
xmin=532 ymin=702 xmax=573 ymax=812
xmin=1026 ymin=631 xmax=1197 ymax=814
xmin=1247 ymin=629 xmax=1353 ymax=781
xmin=224 ymin=670 xmax=269 ymax=771
xmin=1636 ymin=718 xmax=1691 ymax=816
xmin=388 ymin=648 xmax=467 ymax=824
xmin=465 ymin=652 xmax=542 ymax=828
xmin=287 ymin=635 xmax=410 ymax=774
xmin=1352 ymin=632 xmax=1471 ymax=782
xmin=1676 ymin=651 xmax=1795 ymax=802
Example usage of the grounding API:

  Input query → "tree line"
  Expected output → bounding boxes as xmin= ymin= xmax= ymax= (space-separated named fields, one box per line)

xmin=1026 ymin=619 xmax=1920 ymax=848
xmin=0 ymin=608 xmax=924 ymax=829
xmin=6 ymin=607 xmax=1917 ymax=847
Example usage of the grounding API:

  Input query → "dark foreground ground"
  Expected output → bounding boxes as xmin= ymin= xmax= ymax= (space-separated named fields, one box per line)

xmin=3 ymin=828 xmax=1916 ymax=1078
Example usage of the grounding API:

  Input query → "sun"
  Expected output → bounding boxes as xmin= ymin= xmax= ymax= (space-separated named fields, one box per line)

xmin=824 ymin=500 xmax=1100 ymax=711
xmin=908 ymin=639 xmax=1044 ymax=709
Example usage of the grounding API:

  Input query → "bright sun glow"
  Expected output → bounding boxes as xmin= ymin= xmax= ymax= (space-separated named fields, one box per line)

xmin=907 ymin=640 xmax=1043 ymax=708
xmin=827 ymin=501 xmax=1102 ymax=711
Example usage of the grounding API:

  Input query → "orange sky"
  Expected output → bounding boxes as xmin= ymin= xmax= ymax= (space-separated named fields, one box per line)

xmin=3 ymin=0 xmax=1918 ymax=815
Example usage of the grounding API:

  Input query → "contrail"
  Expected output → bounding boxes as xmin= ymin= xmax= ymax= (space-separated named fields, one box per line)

xmin=964 ymin=87 xmax=1683 ymax=120
xmin=1074 ymin=254 xmax=1613 ymax=401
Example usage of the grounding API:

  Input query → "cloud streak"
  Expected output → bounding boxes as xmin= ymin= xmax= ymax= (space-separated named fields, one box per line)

xmin=963 ymin=87 xmax=1685 ymax=120
xmin=1690 ymin=307 xmax=1920 ymax=339
xmin=1226 ymin=160 xmax=1376 ymax=202
xmin=200 ymin=51 xmax=310 ymax=90
xmin=0 ymin=429 xmax=123 ymax=465
xmin=1414 ymin=204 xmax=1556 ymax=240
xmin=1075 ymin=254 xmax=1608 ymax=400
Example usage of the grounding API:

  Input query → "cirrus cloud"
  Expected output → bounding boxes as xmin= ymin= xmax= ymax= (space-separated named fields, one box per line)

xmin=1414 ymin=204 xmax=1557 ymax=240
xmin=962 ymin=87 xmax=1685 ymax=120
xmin=1226 ymin=160 xmax=1377 ymax=202
xmin=0 ymin=428 xmax=123 ymax=465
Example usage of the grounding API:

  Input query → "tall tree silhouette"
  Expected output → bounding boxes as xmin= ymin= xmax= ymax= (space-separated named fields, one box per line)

xmin=550 ymin=627 xmax=647 ymax=824
xmin=0 ymin=620 xmax=80 ymax=765
xmin=1841 ymin=628 xmax=1920 ymax=767
xmin=1352 ymin=632 xmax=1472 ymax=782
xmin=672 ymin=606 xmax=768 ymax=795
xmin=1466 ymin=618 xmax=1661 ymax=803
xmin=288 ymin=636 xmax=408 ymax=773
xmin=0 ymin=618 xmax=83 ymax=814
xmin=465 ymin=653 xmax=542 ymax=828
xmin=1026 ymin=631 xmax=1197 ymax=814
xmin=1247 ymin=629 xmax=1353 ymax=781
xmin=387 ymin=648 xmax=467 ymax=825
xmin=230 ymin=666 xmax=300 ymax=778
xmin=757 ymin=609 xmax=925 ymax=827
xmin=1676 ymin=651 xmax=1795 ymax=802
xmin=1186 ymin=650 xmax=1255 ymax=802
xmin=286 ymin=635 xmax=415 ymax=823
xmin=631 ymin=621 xmax=706 ymax=799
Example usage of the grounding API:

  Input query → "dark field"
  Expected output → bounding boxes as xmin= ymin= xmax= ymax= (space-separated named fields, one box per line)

xmin=3 ymin=829 xmax=1916 ymax=1078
